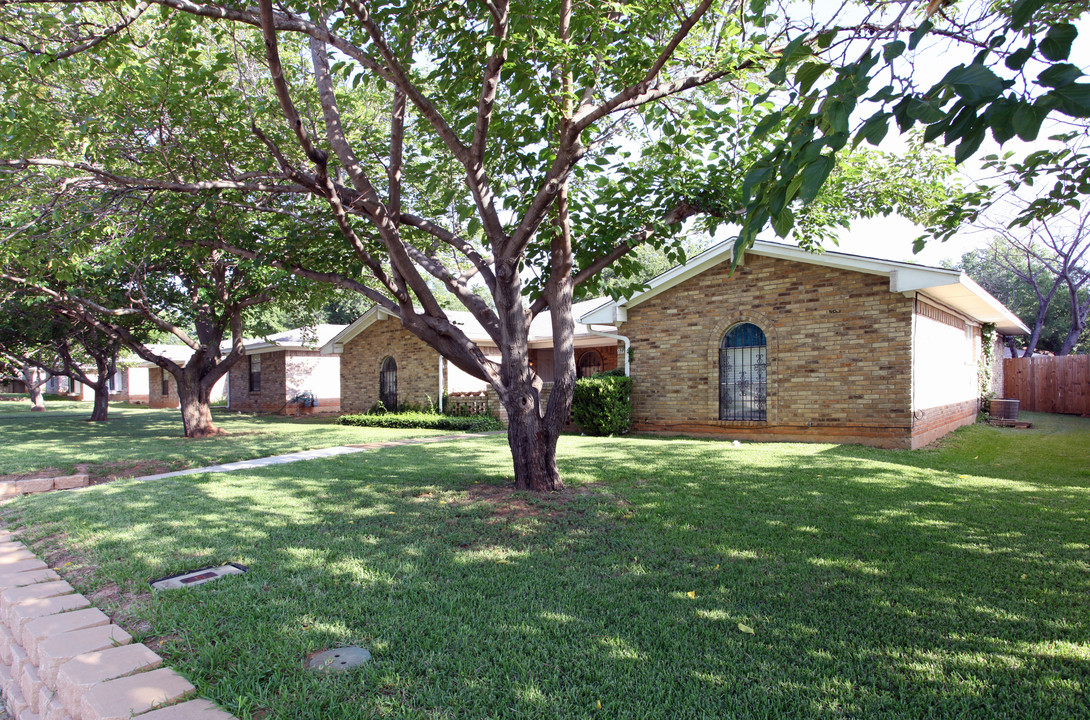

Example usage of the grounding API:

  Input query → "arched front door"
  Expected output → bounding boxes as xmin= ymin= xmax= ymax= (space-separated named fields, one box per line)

xmin=379 ymin=356 xmax=398 ymax=411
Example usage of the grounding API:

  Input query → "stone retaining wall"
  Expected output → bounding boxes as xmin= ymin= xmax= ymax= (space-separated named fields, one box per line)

xmin=0 ymin=531 xmax=237 ymax=720
xmin=0 ymin=476 xmax=88 ymax=502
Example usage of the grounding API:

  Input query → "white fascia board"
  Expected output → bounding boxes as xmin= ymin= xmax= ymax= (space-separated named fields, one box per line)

xmin=245 ymin=343 xmax=312 ymax=356
xmin=752 ymin=242 xmax=956 ymax=280
xmin=888 ymin=267 xmax=961 ymax=293
xmin=318 ymin=306 xmax=389 ymax=355
xmin=579 ymin=304 xmax=620 ymax=324
xmin=578 ymin=240 xmax=963 ymax=323
xmin=528 ymin=335 xmax=622 ymax=349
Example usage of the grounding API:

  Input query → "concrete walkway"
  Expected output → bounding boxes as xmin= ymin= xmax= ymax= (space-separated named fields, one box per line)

xmin=133 ymin=431 xmax=505 ymax=482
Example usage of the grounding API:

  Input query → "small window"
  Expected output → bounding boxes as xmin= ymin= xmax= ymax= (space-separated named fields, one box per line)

xmin=108 ymin=370 xmax=123 ymax=393
xmin=379 ymin=356 xmax=398 ymax=411
xmin=161 ymin=375 xmax=169 ymax=396
xmin=249 ymin=354 xmax=261 ymax=393
xmin=719 ymin=323 xmax=767 ymax=421
xmin=577 ymin=350 xmax=603 ymax=378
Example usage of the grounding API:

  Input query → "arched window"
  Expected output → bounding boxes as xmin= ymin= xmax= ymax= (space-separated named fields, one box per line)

xmin=379 ymin=356 xmax=398 ymax=411
xmin=719 ymin=323 xmax=767 ymax=421
xmin=577 ymin=350 xmax=603 ymax=378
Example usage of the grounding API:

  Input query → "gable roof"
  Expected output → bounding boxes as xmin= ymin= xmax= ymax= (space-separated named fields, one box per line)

xmin=127 ymin=344 xmax=202 ymax=368
xmin=578 ymin=239 xmax=1030 ymax=335
xmin=126 ymin=325 xmax=347 ymax=368
xmin=238 ymin=324 xmax=347 ymax=355
xmin=321 ymin=300 xmax=615 ymax=355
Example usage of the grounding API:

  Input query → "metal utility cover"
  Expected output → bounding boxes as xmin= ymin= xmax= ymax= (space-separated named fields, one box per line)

xmin=306 ymin=646 xmax=372 ymax=672
xmin=149 ymin=563 xmax=248 ymax=591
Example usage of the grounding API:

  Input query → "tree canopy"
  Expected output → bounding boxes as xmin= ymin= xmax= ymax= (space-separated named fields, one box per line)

xmin=1 ymin=0 xmax=1084 ymax=488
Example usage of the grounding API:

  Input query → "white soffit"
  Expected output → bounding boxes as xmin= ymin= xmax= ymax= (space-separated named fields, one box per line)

xmin=917 ymin=277 xmax=1030 ymax=335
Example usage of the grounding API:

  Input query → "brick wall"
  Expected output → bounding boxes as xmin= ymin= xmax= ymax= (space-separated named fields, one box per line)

xmin=619 ymin=253 xmax=917 ymax=448
xmin=147 ymin=368 xmax=178 ymax=409
xmin=228 ymin=352 xmax=287 ymax=413
xmin=148 ymin=367 xmax=226 ymax=409
xmin=910 ymin=397 xmax=980 ymax=449
xmin=340 ymin=318 xmax=441 ymax=414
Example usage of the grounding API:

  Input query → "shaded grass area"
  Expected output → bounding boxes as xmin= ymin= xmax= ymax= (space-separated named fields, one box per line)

xmin=0 ymin=401 xmax=450 ymax=479
xmin=4 ymin=412 xmax=1089 ymax=719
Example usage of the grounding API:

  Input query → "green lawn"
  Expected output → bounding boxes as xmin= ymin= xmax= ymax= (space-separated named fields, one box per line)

xmin=3 ymin=413 xmax=1089 ymax=719
xmin=0 ymin=400 xmax=452 ymax=479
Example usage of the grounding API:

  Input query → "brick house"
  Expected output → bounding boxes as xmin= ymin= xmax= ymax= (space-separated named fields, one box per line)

xmin=139 ymin=345 xmax=228 ymax=409
xmin=101 ymin=363 xmax=150 ymax=404
xmin=226 ymin=325 xmax=345 ymax=414
xmin=321 ymin=300 xmax=620 ymax=415
xmin=579 ymin=240 xmax=1028 ymax=449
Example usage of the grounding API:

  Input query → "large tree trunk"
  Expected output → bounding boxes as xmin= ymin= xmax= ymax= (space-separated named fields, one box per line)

xmin=1057 ymin=322 xmax=1085 ymax=356
xmin=87 ymin=356 xmax=110 ymax=421
xmin=1057 ymin=292 xmax=1089 ymax=356
xmin=176 ymin=374 xmax=223 ymax=438
xmin=505 ymin=391 xmax=564 ymax=492
xmin=89 ymin=385 xmax=110 ymax=421
xmin=22 ymin=366 xmax=47 ymax=411
xmin=1021 ymin=307 xmax=1050 ymax=357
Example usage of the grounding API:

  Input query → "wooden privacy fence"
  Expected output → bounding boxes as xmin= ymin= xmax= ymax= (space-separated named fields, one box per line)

xmin=1003 ymin=355 xmax=1090 ymax=415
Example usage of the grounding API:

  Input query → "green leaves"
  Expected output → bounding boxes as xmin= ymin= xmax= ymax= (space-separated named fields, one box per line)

xmin=1039 ymin=23 xmax=1077 ymax=60
xmin=882 ymin=41 xmax=906 ymax=62
xmin=797 ymin=155 xmax=834 ymax=204
xmin=1011 ymin=101 xmax=1049 ymax=140
xmin=1010 ymin=0 xmax=1048 ymax=31
xmin=1038 ymin=63 xmax=1084 ymax=88
xmin=939 ymin=64 xmax=1009 ymax=104
xmin=1049 ymin=83 xmax=1090 ymax=117
xmin=909 ymin=20 xmax=933 ymax=51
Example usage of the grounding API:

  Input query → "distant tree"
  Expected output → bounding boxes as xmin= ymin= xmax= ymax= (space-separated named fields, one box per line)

xmin=588 ymin=237 xmax=713 ymax=301
xmin=0 ymin=295 xmax=128 ymax=420
xmin=0 ymin=348 xmax=53 ymax=412
xmin=1 ymin=199 xmax=317 ymax=436
xmin=954 ymin=239 xmax=1065 ymax=356
xmin=954 ymin=201 xmax=1090 ymax=356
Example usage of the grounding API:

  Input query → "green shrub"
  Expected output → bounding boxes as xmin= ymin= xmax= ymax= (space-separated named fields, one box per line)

xmin=368 ymin=400 xmax=435 ymax=415
xmin=572 ymin=374 xmax=631 ymax=436
xmin=337 ymin=411 xmax=503 ymax=432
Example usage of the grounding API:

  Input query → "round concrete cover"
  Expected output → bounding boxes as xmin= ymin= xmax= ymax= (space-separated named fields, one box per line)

xmin=306 ymin=646 xmax=372 ymax=672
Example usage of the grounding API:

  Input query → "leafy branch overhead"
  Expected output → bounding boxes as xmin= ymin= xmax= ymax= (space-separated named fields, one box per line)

xmin=741 ymin=0 xmax=1090 ymax=252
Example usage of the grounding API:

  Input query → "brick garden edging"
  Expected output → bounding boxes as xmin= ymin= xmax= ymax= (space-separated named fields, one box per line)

xmin=0 ymin=531 xmax=237 ymax=720
xmin=0 ymin=476 xmax=89 ymax=501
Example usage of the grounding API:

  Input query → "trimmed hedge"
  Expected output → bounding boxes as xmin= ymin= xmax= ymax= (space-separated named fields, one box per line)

xmin=572 ymin=374 xmax=632 ymax=436
xmin=337 ymin=411 xmax=503 ymax=432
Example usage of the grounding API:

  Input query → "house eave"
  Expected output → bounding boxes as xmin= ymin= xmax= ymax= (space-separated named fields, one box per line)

xmin=915 ymin=276 xmax=1030 ymax=335
xmin=320 ymin=307 xmax=394 ymax=355
xmin=579 ymin=238 xmax=1028 ymax=334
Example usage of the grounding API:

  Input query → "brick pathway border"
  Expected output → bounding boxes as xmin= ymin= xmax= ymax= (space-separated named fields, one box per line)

xmin=0 ymin=531 xmax=236 ymax=720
